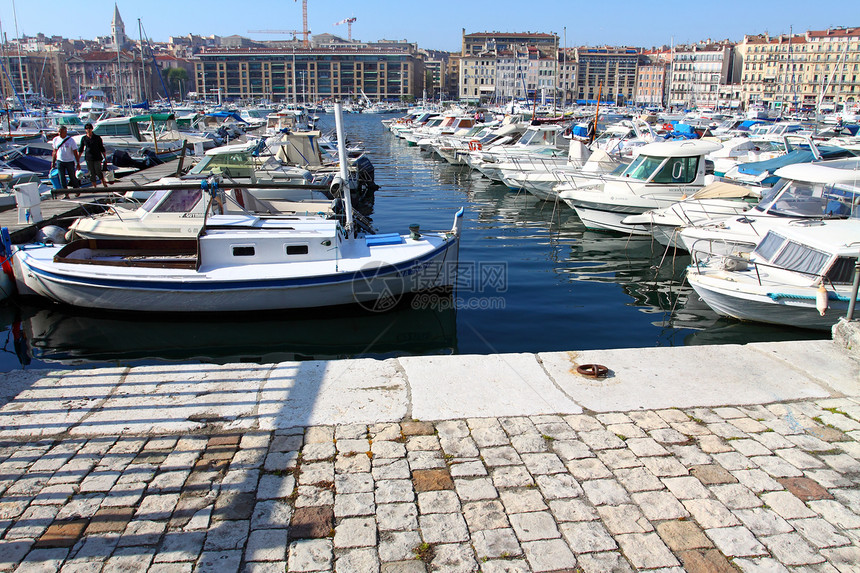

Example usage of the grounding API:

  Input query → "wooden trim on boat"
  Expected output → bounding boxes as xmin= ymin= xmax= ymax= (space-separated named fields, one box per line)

xmin=54 ymin=238 xmax=199 ymax=270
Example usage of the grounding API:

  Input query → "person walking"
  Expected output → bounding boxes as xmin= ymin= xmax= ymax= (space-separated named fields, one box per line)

xmin=78 ymin=123 xmax=108 ymax=188
xmin=51 ymin=126 xmax=81 ymax=198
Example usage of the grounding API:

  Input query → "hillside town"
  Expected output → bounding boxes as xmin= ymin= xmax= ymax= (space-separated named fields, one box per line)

xmin=0 ymin=6 xmax=857 ymax=114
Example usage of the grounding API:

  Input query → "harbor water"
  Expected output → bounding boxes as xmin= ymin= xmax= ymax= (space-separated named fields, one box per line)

xmin=0 ymin=114 xmax=823 ymax=371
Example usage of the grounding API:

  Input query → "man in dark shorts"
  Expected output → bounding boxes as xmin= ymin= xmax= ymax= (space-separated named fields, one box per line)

xmin=78 ymin=123 xmax=109 ymax=188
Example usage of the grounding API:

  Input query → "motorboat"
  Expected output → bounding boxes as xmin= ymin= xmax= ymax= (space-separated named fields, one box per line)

xmin=686 ymin=218 xmax=860 ymax=330
xmin=67 ymin=181 xmax=335 ymax=241
xmin=679 ymin=159 xmax=860 ymax=255
xmin=557 ymin=139 xmax=723 ymax=234
xmin=90 ymin=114 xmax=189 ymax=160
xmin=621 ymin=181 xmax=761 ymax=250
xmin=469 ymin=124 xmax=566 ymax=181
xmin=11 ymin=104 xmax=463 ymax=313
xmin=78 ymin=89 xmax=108 ymax=123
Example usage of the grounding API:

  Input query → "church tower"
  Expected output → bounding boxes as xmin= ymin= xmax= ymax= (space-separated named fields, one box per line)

xmin=111 ymin=4 xmax=128 ymax=49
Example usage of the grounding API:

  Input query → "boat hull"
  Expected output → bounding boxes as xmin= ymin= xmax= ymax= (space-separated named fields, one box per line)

xmin=687 ymin=271 xmax=849 ymax=330
xmin=13 ymin=236 xmax=459 ymax=313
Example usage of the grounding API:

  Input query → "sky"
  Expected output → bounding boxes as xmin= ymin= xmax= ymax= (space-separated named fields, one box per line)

xmin=0 ymin=0 xmax=856 ymax=52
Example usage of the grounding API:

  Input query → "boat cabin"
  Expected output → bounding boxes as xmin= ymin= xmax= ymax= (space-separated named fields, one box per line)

xmin=753 ymin=160 xmax=860 ymax=218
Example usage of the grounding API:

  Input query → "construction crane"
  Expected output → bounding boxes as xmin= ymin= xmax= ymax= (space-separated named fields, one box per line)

xmin=334 ymin=17 xmax=357 ymax=41
xmin=295 ymin=0 xmax=309 ymax=47
xmin=248 ymin=29 xmax=305 ymax=42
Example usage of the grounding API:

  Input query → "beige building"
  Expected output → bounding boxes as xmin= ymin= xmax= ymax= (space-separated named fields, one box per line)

xmin=459 ymin=53 xmax=497 ymax=102
xmin=634 ymin=51 xmax=670 ymax=107
xmin=737 ymin=27 xmax=860 ymax=112
xmin=668 ymin=42 xmax=735 ymax=109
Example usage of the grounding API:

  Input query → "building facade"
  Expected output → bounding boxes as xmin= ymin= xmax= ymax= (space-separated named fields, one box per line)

xmin=66 ymin=51 xmax=144 ymax=103
xmin=462 ymin=30 xmax=558 ymax=58
xmin=635 ymin=51 xmax=670 ymax=107
xmin=459 ymin=53 xmax=496 ymax=102
xmin=194 ymin=43 xmax=423 ymax=102
xmin=575 ymin=47 xmax=639 ymax=104
xmin=558 ymin=49 xmax=578 ymax=105
xmin=668 ymin=42 xmax=735 ymax=109
xmin=737 ymin=27 xmax=860 ymax=112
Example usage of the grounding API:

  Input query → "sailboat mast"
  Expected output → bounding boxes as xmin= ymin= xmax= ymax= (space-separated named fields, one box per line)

xmin=11 ymin=0 xmax=26 ymax=110
xmin=139 ymin=19 xmax=148 ymax=103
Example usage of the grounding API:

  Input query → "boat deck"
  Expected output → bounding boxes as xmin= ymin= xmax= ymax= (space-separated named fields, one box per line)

xmin=0 ymin=158 xmax=186 ymax=242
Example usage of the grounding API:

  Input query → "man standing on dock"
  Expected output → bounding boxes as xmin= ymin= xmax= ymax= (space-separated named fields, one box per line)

xmin=51 ymin=126 xmax=81 ymax=199
xmin=78 ymin=123 xmax=108 ymax=189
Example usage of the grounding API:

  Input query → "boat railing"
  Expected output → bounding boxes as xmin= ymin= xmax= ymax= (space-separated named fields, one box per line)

xmin=690 ymin=244 xmax=849 ymax=292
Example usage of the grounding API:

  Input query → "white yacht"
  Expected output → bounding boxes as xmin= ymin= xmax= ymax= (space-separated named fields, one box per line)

xmin=557 ymin=140 xmax=722 ymax=234
xmin=687 ymin=218 xmax=860 ymax=330
xmin=679 ymin=159 xmax=860 ymax=255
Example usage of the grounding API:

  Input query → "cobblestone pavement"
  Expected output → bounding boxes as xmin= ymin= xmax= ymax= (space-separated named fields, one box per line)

xmin=1 ymin=398 xmax=859 ymax=572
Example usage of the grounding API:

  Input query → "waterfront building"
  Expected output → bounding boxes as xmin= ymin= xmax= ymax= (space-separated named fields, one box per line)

xmin=193 ymin=39 xmax=423 ymax=103
xmin=460 ymin=52 xmax=497 ymax=102
xmin=668 ymin=42 xmax=736 ymax=109
xmin=420 ymin=49 xmax=452 ymax=101
xmin=66 ymin=50 xmax=145 ymax=103
xmin=558 ymin=49 xmax=578 ymax=106
xmin=575 ymin=46 xmax=639 ymax=105
xmin=459 ymin=30 xmax=559 ymax=103
xmin=737 ymin=27 xmax=860 ymax=113
xmin=462 ymin=30 xmax=558 ymax=58
xmin=634 ymin=50 xmax=670 ymax=107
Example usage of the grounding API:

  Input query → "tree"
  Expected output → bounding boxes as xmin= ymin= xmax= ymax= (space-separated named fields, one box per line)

xmin=166 ymin=67 xmax=189 ymax=98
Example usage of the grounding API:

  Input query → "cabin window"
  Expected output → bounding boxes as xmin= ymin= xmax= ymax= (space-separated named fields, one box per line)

xmin=826 ymin=257 xmax=858 ymax=285
xmin=755 ymin=232 xmax=786 ymax=261
xmin=772 ymin=241 xmax=830 ymax=277
xmin=232 ymin=245 xmax=256 ymax=257
xmin=624 ymin=155 xmax=664 ymax=181
xmin=286 ymin=244 xmax=309 ymax=255
xmin=652 ymin=156 xmax=699 ymax=184
xmin=155 ymin=189 xmax=203 ymax=213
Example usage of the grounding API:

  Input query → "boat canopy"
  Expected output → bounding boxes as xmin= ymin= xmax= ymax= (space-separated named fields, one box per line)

xmin=774 ymin=160 xmax=860 ymax=185
xmin=129 ymin=113 xmax=175 ymax=124
xmin=205 ymin=111 xmax=247 ymax=124
xmin=689 ymin=181 xmax=759 ymax=200
xmin=737 ymin=147 xmax=857 ymax=176
xmin=634 ymin=140 xmax=722 ymax=158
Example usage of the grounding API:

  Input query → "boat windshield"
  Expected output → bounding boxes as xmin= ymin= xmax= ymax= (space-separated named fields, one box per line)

xmin=621 ymin=154 xmax=666 ymax=181
xmin=756 ymin=178 xmax=859 ymax=217
xmin=518 ymin=129 xmax=556 ymax=146
xmin=141 ymin=189 xmax=203 ymax=213
xmin=189 ymin=152 xmax=256 ymax=177
xmin=594 ymin=129 xmax=632 ymax=147
xmin=754 ymin=230 xmax=831 ymax=276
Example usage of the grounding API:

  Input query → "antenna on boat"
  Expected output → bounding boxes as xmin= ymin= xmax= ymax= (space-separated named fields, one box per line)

xmin=333 ymin=101 xmax=355 ymax=236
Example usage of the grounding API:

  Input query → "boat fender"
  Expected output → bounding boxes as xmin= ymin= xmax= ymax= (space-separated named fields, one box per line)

xmin=0 ymin=227 xmax=14 ymax=282
xmin=816 ymin=284 xmax=829 ymax=316
xmin=330 ymin=175 xmax=345 ymax=198
xmin=35 ymin=226 xmax=68 ymax=245
xmin=722 ymin=256 xmax=748 ymax=272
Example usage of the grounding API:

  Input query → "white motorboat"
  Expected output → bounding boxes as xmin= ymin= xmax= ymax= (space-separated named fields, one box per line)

xmin=686 ymin=218 xmax=860 ymax=330
xmin=557 ymin=139 xmax=722 ymax=234
xmin=679 ymin=159 xmax=860 ymax=255
xmin=621 ymin=181 xmax=761 ymax=250
xmin=469 ymin=124 xmax=565 ymax=182
xmin=12 ymin=104 xmax=463 ymax=313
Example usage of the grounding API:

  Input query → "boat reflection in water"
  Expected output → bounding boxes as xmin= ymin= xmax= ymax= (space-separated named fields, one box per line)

xmin=11 ymin=293 xmax=457 ymax=368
